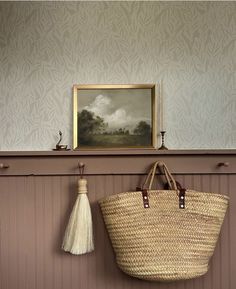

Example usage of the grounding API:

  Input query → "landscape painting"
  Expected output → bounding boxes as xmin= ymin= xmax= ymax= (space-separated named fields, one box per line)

xmin=73 ymin=85 xmax=156 ymax=149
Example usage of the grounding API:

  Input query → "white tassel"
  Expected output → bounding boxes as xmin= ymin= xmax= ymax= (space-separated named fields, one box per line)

xmin=62 ymin=178 xmax=94 ymax=255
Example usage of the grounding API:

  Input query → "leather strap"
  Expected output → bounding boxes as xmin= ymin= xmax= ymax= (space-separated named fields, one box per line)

xmin=142 ymin=189 xmax=150 ymax=208
xmin=179 ymin=188 xmax=186 ymax=209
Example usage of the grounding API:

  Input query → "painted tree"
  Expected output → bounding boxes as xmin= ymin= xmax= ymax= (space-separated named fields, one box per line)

xmin=78 ymin=110 xmax=107 ymax=144
xmin=134 ymin=121 xmax=151 ymax=136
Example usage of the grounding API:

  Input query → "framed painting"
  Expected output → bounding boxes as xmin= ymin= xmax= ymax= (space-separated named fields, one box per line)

xmin=73 ymin=84 xmax=157 ymax=149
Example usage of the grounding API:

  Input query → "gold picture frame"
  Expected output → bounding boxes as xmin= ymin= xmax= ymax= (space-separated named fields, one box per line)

xmin=73 ymin=84 xmax=157 ymax=150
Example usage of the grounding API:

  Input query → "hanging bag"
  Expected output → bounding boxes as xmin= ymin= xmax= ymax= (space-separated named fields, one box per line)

xmin=99 ymin=161 xmax=229 ymax=281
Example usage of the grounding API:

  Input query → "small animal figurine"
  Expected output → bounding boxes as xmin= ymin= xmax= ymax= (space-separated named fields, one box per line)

xmin=53 ymin=131 xmax=69 ymax=150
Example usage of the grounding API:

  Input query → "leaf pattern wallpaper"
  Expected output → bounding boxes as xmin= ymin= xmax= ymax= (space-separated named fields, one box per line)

xmin=0 ymin=1 xmax=235 ymax=150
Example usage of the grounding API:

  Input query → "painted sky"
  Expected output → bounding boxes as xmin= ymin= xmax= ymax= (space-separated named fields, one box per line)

xmin=78 ymin=89 xmax=152 ymax=132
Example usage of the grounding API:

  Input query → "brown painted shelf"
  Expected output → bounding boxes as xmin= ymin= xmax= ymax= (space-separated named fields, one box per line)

xmin=0 ymin=149 xmax=236 ymax=157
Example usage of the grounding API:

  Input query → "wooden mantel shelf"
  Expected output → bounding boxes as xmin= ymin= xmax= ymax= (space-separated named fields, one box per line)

xmin=0 ymin=149 xmax=236 ymax=157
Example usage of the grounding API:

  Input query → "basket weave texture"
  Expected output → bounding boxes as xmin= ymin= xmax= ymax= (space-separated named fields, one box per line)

xmin=99 ymin=162 xmax=229 ymax=281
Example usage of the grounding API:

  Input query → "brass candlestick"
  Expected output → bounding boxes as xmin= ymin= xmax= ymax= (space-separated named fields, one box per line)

xmin=158 ymin=131 xmax=168 ymax=150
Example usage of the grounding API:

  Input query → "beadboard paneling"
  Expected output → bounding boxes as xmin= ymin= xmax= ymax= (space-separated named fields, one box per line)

xmin=0 ymin=173 xmax=235 ymax=289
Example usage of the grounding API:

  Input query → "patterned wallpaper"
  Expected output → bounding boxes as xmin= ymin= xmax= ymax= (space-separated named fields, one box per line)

xmin=0 ymin=1 xmax=235 ymax=150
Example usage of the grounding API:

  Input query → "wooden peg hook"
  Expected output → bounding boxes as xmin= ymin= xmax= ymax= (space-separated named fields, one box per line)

xmin=78 ymin=162 xmax=85 ymax=178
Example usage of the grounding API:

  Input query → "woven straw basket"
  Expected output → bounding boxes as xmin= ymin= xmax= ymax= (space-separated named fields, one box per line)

xmin=99 ymin=161 xmax=229 ymax=281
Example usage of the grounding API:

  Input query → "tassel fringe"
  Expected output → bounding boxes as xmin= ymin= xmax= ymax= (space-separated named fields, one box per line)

xmin=62 ymin=193 xmax=94 ymax=255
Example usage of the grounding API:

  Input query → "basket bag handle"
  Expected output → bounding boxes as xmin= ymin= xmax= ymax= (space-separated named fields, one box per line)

xmin=140 ymin=161 xmax=186 ymax=209
xmin=143 ymin=161 xmax=177 ymax=190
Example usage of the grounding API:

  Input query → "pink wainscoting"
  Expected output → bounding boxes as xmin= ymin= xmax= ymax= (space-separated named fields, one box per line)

xmin=0 ymin=150 xmax=235 ymax=289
